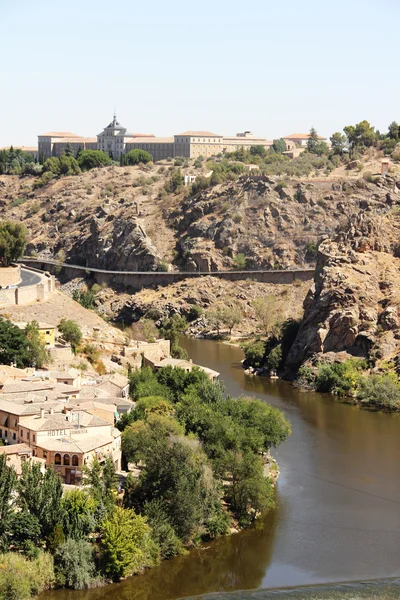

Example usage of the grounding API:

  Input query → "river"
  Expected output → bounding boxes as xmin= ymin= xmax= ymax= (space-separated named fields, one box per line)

xmin=44 ymin=338 xmax=400 ymax=600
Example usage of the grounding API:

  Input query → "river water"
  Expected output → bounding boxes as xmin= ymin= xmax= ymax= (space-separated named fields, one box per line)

xmin=44 ymin=338 xmax=400 ymax=600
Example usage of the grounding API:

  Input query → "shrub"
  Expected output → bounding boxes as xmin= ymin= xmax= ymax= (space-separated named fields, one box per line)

xmin=266 ymin=344 xmax=282 ymax=371
xmin=232 ymin=253 xmax=247 ymax=270
xmin=0 ymin=551 xmax=54 ymax=600
xmin=77 ymin=150 xmax=111 ymax=171
xmin=54 ymin=539 xmax=97 ymax=590
xmin=83 ymin=343 xmax=100 ymax=365
xmin=58 ymin=319 xmax=82 ymax=351
xmin=357 ymin=374 xmax=400 ymax=410
xmin=242 ymin=341 xmax=265 ymax=369
xmin=187 ymin=305 xmax=203 ymax=321
xmin=315 ymin=359 xmax=365 ymax=396
xmin=146 ymin=307 xmax=162 ymax=321
xmin=126 ymin=149 xmax=153 ymax=165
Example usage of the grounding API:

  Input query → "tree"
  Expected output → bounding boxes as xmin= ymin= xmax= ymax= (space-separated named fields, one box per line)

xmin=64 ymin=142 xmax=74 ymax=157
xmin=54 ymin=539 xmax=96 ymax=589
xmin=271 ymin=139 xmax=286 ymax=154
xmin=100 ymin=506 xmax=156 ymax=580
xmin=232 ymin=253 xmax=247 ymax=270
xmin=24 ymin=320 xmax=49 ymax=368
xmin=343 ymin=120 xmax=376 ymax=156
xmin=165 ymin=168 xmax=184 ymax=193
xmin=0 ymin=221 xmax=27 ymax=266
xmin=228 ymin=451 xmax=275 ymax=525
xmin=220 ymin=305 xmax=242 ymax=335
xmin=9 ymin=512 xmax=41 ymax=550
xmin=144 ymin=499 xmax=185 ymax=559
xmin=77 ymin=150 xmax=112 ymax=171
xmin=250 ymin=145 xmax=266 ymax=158
xmin=58 ymin=319 xmax=82 ymax=351
xmin=252 ymin=295 xmax=280 ymax=336
xmin=125 ymin=149 xmax=153 ymax=165
xmin=61 ymin=490 xmax=97 ymax=540
xmin=306 ymin=127 xmax=319 ymax=154
xmin=330 ymin=132 xmax=346 ymax=155
xmin=58 ymin=155 xmax=81 ymax=176
xmin=42 ymin=157 xmax=61 ymax=175
xmin=122 ymin=414 xmax=184 ymax=465
xmin=388 ymin=121 xmax=400 ymax=141
xmin=17 ymin=462 xmax=63 ymax=542
xmin=82 ymin=456 xmax=118 ymax=513
xmin=0 ymin=317 xmax=30 ymax=367
xmin=0 ymin=454 xmax=17 ymax=550
xmin=160 ymin=314 xmax=188 ymax=358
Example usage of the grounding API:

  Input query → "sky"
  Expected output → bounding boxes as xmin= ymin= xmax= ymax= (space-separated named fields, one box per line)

xmin=1 ymin=0 xmax=399 ymax=147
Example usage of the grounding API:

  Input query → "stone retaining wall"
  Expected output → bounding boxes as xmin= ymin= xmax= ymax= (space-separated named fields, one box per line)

xmin=0 ymin=266 xmax=21 ymax=287
xmin=21 ymin=259 xmax=315 ymax=292
xmin=0 ymin=267 xmax=56 ymax=307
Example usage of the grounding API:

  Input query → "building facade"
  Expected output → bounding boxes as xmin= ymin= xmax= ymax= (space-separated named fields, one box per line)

xmin=38 ymin=115 xmax=273 ymax=162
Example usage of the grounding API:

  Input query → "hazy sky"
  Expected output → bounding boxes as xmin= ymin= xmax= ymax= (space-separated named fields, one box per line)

xmin=1 ymin=0 xmax=399 ymax=147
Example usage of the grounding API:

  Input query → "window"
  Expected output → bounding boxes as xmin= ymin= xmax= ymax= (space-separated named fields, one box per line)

xmin=27 ymin=432 xmax=30 ymax=440
xmin=72 ymin=455 xmax=79 ymax=467
xmin=46 ymin=331 xmax=50 ymax=335
xmin=55 ymin=453 xmax=61 ymax=465
xmin=33 ymin=435 xmax=35 ymax=442
xmin=64 ymin=454 xmax=70 ymax=466
xmin=13 ymin=433 xmax=16 ymax=440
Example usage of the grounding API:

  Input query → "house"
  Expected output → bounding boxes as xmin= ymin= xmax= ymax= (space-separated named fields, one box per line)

xmin=283 ymin=133 xmax=327 ymax=148
xmin=96 ymin=373 xmax=129 ymax=398
xmin=148 ymin=357 xmax=220 ymax=380
xmin=48 ymin=368 xmax=81 ymax=388
xmin=71 ymin=400 xmax=117 ymax=425
xmin=73 ymin=392 xmax=134 ymax=415
xmin=0 ymin=443 xmax=45 ymax=476
xmin=15 ymin=322 xmax=56 ymax=347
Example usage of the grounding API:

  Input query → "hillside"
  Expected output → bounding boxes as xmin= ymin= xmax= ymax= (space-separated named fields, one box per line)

xmin=1 ymin=155 xmax=399 ymax=273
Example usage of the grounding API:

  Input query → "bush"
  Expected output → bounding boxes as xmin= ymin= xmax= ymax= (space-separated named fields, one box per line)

xmin=54 ymin=539 xmax=97 ymax=590
xmin=187 ymin=305 xmax=203 ymax=322
xmin=315 ymin=359 xmax=365 ymax=396
xmin=232 ymin=253 xmax=247 ymax=270
xmin=0 ymin=551 xmax=54 ymax=600
xmin=58 ymin=319 xmax=82 ymax=351
xmin=77 ymin=150 xmax=111 ymax=171
xmin=126 ymin=149 xmax=153 ymax=165
xmin=242 ymin=341 xmax=265 ymax=369
xmin=357 ymin=375 xmax=400 ymax=410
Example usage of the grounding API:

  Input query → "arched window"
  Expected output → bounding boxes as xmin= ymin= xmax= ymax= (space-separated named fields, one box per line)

xmin=63 ymin=454 xmax=70 ymax=466
xmin=55 ymin=453 xmax=61 ymax=465
xmin=72 ymin=455 xmax=79 ymax=467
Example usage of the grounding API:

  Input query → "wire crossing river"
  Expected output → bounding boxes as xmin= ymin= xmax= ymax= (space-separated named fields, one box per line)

xmin=43 ymin=338 xmax=400 ymax=600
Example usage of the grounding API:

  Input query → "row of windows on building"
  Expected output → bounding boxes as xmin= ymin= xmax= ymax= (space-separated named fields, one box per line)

xmin=54 ymin=453 xmax=79 ymax=466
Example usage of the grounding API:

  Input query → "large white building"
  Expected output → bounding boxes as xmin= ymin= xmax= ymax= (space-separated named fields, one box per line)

xmin=38 ymin=115 xmax=272 ymax=162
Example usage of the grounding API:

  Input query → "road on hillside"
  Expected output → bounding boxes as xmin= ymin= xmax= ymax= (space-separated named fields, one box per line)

xmin=19 ymin=268 xmax=42 ymax=287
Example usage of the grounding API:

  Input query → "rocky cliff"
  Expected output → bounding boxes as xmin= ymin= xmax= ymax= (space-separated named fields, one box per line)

xmin=285 ymin=211 xmax=400 ymax=372
xmin=1 ymin=162 xmax=399 ymax=273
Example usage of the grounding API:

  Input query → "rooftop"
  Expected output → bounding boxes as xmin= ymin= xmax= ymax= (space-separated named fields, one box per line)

xmin=125 ymin=137 xmax=174 ymax=144
xmin=38 ymin=132 xmax=81 ymax=138
xmin=36 ymin=432 xmax=117 ymax=454
xmin=0 ymin=443 xmax=32 ymax=455
xmin=176 ymin=131 xmax=221 ymax=137
xmin=19 ymin=410 xmax=110 ymax=432
xmin=284 ymin=133 xmax=327 ymax=140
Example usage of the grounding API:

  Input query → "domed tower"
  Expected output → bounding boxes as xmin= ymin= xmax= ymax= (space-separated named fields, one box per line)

xmin=97 ymin=113 xmax=128 ymax=158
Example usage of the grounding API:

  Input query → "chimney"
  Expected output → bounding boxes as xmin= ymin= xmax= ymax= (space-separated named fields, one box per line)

xmin=50 ymin=407 xmax=54 ymax=415
xmin=40 ymin=408 xmax=45 ymax=419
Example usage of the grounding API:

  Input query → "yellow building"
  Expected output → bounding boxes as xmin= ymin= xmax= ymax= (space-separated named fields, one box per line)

xmin=15 ymin=322 xmax=55 ymax=347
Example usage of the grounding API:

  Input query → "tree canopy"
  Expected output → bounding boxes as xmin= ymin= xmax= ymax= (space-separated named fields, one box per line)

xmin=125 ymin=149 xmax=153 ymax=165
xmin=77 ymin=150 xmax=112 ymax=171
xmin=0 ymin=221 xmax=27 ymax=266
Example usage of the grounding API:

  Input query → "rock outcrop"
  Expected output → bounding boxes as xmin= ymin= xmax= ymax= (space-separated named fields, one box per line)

xmin=285 ymin=212 xmax=400 ymax=372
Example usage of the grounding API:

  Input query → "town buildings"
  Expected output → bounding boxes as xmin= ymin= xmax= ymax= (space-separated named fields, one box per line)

xmin=38 ymin=115 xmax=274 ymax=161
xmin=0 ymin=366 xmax=130 ymax=484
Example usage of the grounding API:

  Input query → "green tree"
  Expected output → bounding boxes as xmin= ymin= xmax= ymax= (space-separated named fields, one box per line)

xmin=77 ymin=150 xmax=112 ymax=171
xmin=61 ymin=490 xmax=97 ymax=540
xmin=271 ymin=138 xmax=286 ymax=154
xmin=343 ymin=120 xmax=376 ymax=156
xmin=0 ymin=221 xmax=27 ymax=266
xmin=160 ymin=314 xmax=188 ymax=358
xmin=82 ymin=456 xmax=118 ymax=513
xmin=125 ymin=149 xmax=153 ymax=165
xmin=25 ymin=320 xmax=49 ymax=368
xmin=307 ymin=127 xmax=320 ymax=154
xmin=122 ymin=414 xmax=184 ymax=465
xmin=58 ymin=319 xmax=82 ymax=351
xmin=42 ymin=157 xmax=61 ymax=175
xmin=0 ymin=551 xmax=55 ymax=600
xmin=64 ymin=142 xmax=73 ymax=157
xmin=17 ymin=462 xmax=63 ymax=542
xmin=0 ymin=454 xmax=17 ymax=550
xmin=54 ymin=539 xmax=97 ymax=590
xmin=330 ymin=132 xmax=347 ymax=155
xmin=165 ymin=168 xmax=184 ymax=193
xmin=100 ymin=506 xmax=156 ymax=580
xmin=220 ymin=305 xmax=242 ymax=335
xmin=144 ymin=499 xmax=185 ymax=559
xmin=388 ymin=121 xmax=400 ymax=140
xmin=232 ymin=253 xmax=247 ymax=270
xmin=0 ymin=317 xmax=30 ymax=367
xmin=228 ymin=451 xmax=275 ymax=525
xmin=58 ymin=155 xmax=81 ymax=176
xmin=252 ymin=295 xmax=280 ymax=336
xmin=250 ymin=145 xmax=267 ymax=158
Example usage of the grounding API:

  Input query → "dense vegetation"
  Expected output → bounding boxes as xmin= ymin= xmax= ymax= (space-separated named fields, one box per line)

xmin=120 ymin=365 xmax=290 ymax=531
xmin=0 ymin=317 xmax=49 ymax=368
xmin=297 ymin=359 xmax=400 ymax=411
xmin=0 ymin=220 xmax=27 ymax=266
xmin=0 ymin=365 xmax=290 ymax=598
